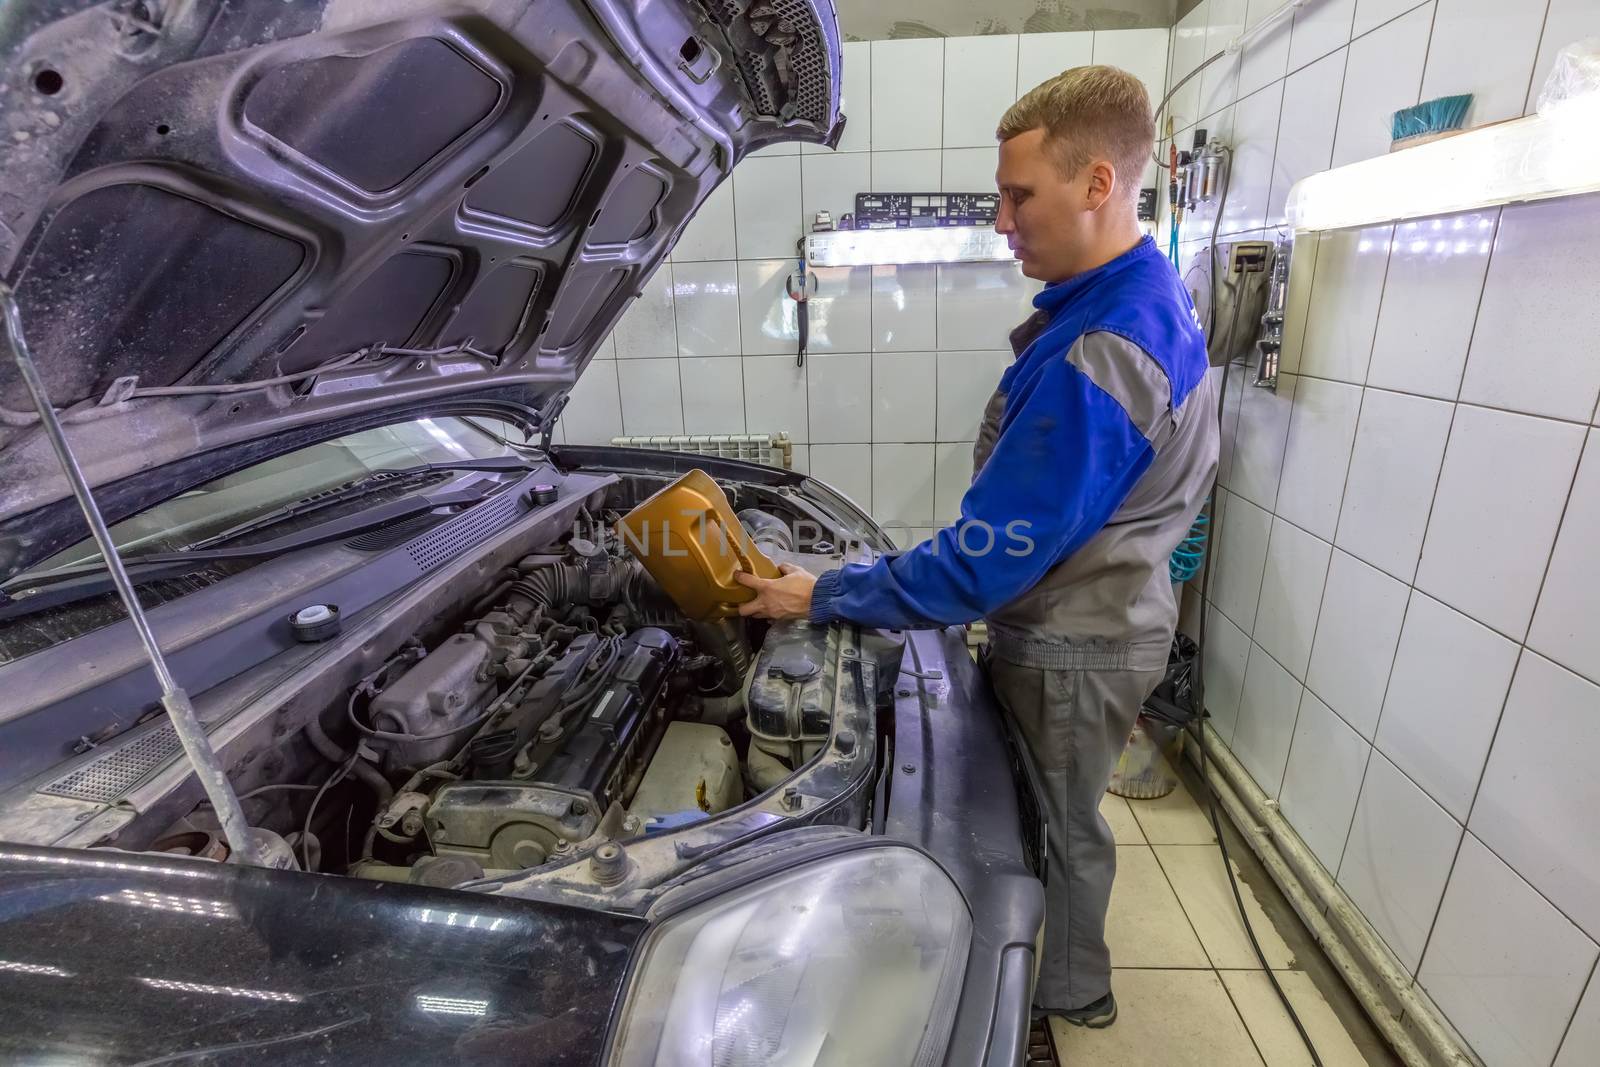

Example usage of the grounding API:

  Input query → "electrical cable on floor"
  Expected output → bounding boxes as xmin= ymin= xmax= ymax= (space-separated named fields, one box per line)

xmin=1185 ymin=174 xmax=1325 ymax=1061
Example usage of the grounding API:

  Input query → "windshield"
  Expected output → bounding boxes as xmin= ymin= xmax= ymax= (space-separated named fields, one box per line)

xmin=27 ymin=416 xmax=531 ymax=575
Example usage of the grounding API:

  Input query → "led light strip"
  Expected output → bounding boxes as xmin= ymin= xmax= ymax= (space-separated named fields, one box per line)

xmin=1286 ymin=94 xmax=1600 ymax=232
xmin=804 ymin=226 xmax=1016 ymax=267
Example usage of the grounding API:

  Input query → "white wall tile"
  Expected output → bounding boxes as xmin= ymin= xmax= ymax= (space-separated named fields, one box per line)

xmin=613 ymin=267 xmax=678 ymax=359
xmin=1554 ymin=974 xmax=1600 ymax=1067
xmin=944 ymin=35 xmax=1018 ymax=148
xmin=871 ymin=39 xmax=945 ymax=151
xmin=1335 ymin=387 xmax=1453 ymax=582
xmin=1253 ymin=517 xmax=1333 ymax=679
xmin=936 ymin=350 xmax=1012 ymax=442
xmin=1221 ymin=83 xmax=1283 ymax=234
xmin=872 ymin=443 xmax=936 ymax=527
xmin=1268 ymin=51 xmax=1344 ymax=226
xmin=1299 ymin=225 xmax=1391 ymax=384
xmin=1018 ymin=32 xmax=1094 ymax=98
xmin=1421 ymin=0 xmax=1548 ymax=125
xmin=1168 ymin=5 xmax=1211 ymax=131
xmin=1203 ymin=606 xmax=1254 ymax=743
xmin=1306 ymin=549 xmax=1409 ymax=740
xmin=934 ymin=439 xmax=975 ymax=526
xmin=1339 ymin=752 xmax=1463 ymax=973
xmin=1238 ymin=0 xmax=1293 ymax=98
xmin=800 ymin=151 xmax=871 ymax=231
xmin=1276 ymin=377 xmax=1362 ymax=540
xmin=806 ymin=352 xmax=871 ymax=444
xmin=806 ymin=41 xmax=871 ymax=154
xmin=787 ymin=444 xmax=809 ymax=475
xmin=1234 ymin=641 xmax=1306 ymax=794
xmin=872 ymin=351 xmax=937 ymax=443
xmin=871 ymin=263 xmax=938 ymax=351
xmin=870 ymin=149 xmax=941 ymax=192
xmin=734 ymin=259 xmax=793 ymax=358
xmin=1211 ymin=490 xmax=1273 ymax=630
xmin=1093 ymin=28 xmax=1170 ymax=104
xmin=1529 ymin=431 xmax=1600 ymax=684
xmin=1331 ymin=3 xmax=1431 ymax=167
xmin=941 ymin=148 xmax=999 ymax=193
xmin=936 ymin=263 xmax=1038 ymax=350
xmin=1377 ymin=592 xmax=1520 ymax=821
xmin=1199 ymin=0 xmax=1247 ymax=117
xmin=679 ymin=356 xmax=745 ymax=435
xmin=561 ymin=358 xmax=621 ymax=445
xmin=808 ymin=443 xmax=871 ymax=510
xmin=673 ymin=178 xmax=737 ymax=261
xmin=1228 ymin=370 xmax=1297 ymax=509
xmin=1353 ymin=0 xmax=1430 ymax=37
xmin=1420 ymin=835 xmax=1600 ymax=1067
xmin=673 ymin=261 xmax=742 ymax=358
xmin=1280 ymin=692 xmax=1370 ymax=873
xmin=1278 ymin=228 xmax=1320 ymax=377
xmin=742 ymin=355 xmax=808 ymax=442
xmin=1529 ymin=0 xmax=1600 ymax=116
xmin=1287 ymin=0 xmax=1355 ymax=72
xmin=1471 ymin=652 xmax=1600 ymax=941
xmin=1366 ymin=211 xmax=1496 ymax=400
xmin=1416 ymin=405 xmax=1586 ymax=639
xmin=1460 ymin=197 xmax=1600 ymax=422
xmin=808 ymin=266 xmax=872 ymax=354
xmin=617 ymin=357 xmax=683 ymax=436
xmin=732 ymin=155 xmax=802 ymax=259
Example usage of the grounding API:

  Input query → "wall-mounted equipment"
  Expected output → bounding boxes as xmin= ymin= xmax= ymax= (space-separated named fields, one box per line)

xmin=1138 ymin=187 xmax=1157 ymax=222
xmin=1185 ymin=239 xmax=1274 ymax=367
xmin=1254 ymin=238 xmax=1290 ymax=391
xmin=1184 ymin=134 xmax=1227 ymax=210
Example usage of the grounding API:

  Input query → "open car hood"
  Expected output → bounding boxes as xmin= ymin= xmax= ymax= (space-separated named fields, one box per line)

xmin=0 ymin=0 xmax=841 ymax=536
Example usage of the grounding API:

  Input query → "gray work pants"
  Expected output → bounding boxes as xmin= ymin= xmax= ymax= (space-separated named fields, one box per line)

xmin=988 ymin=654 xmax=1164 ymax=1010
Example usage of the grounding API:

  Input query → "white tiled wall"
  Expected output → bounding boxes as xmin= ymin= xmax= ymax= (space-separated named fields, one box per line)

xmin=560 ymin=30 xmax=1171 ymax=545
xmin=1177 ymin=3 xmax=1600 ymax=1064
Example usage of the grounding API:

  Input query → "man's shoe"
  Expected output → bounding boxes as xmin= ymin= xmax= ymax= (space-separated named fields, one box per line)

xmin=1035 ymin=991 xmax=1118 ymax=1029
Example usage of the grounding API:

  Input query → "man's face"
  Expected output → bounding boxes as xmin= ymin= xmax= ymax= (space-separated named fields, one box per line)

xmin=994 ymin=127 xmax=1097 ymax=283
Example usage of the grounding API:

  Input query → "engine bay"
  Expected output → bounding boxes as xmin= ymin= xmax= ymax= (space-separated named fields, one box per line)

xmin=132 ymin=474 xmax=895 ymax=889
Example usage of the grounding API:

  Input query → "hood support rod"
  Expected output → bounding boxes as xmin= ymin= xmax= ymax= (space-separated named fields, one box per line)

xmin=0 ymin=285 xmax=264 ymax=867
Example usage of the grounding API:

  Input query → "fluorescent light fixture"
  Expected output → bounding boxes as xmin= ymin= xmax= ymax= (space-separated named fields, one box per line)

xmin=804 ymin=226 xmax=1015 ymax=267
xmin=1286 ymin=94 xmax=1600 ymax=232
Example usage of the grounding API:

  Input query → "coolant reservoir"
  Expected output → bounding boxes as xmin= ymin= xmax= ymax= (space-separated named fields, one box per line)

xmin=615 ymin=469 xmax=780 ymax=619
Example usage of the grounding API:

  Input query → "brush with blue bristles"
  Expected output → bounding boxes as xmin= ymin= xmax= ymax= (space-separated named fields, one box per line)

xmin=1391 ymin=94 xmax=1474 ymax=150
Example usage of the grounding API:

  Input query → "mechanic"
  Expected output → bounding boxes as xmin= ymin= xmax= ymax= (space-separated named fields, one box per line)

xmin=736 ymin=65 xmax=1218 ymax=1030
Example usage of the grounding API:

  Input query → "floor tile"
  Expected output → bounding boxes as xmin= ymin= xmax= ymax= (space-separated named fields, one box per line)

xmin=1155 ymin=844 xmax=1297 ymax=969
xmin=1051 ymin=969 xmax=1265 ymax=1066
xmin=1101 ymin=792 xmax=1145 ymax=845
xmin=1220 ymin=970 xmax=1376 ymax=1067
xmin=1127 ymin=775 xmax=1219 ymax=846
xmin=1107 ymin=845 xmax=1212 ymax=969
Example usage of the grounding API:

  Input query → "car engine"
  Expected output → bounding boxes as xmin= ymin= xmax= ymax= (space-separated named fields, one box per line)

xmin=149 ymin=501 xmax=854 ymax=887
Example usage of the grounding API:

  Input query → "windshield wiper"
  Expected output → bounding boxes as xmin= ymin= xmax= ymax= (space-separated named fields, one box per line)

xmin=0 ymin=478 xmax=505 ymax=621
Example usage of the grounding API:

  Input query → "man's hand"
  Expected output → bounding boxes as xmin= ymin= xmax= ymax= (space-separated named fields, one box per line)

xmin=734 ymin=562 xmax=817 ymax=620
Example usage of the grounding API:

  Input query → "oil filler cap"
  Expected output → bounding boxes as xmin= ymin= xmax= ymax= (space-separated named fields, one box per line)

xmin=768 ymin=648 xmax=820 ymax=682
xmin=289 ymin=603 xmax=340 ymax=643
xmin=529 ymin=483 xmax=559 ymax=506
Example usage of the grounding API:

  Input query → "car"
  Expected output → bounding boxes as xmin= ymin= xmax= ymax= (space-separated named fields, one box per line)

xmin=0 ymin=1 xmax=1045 ymax=1064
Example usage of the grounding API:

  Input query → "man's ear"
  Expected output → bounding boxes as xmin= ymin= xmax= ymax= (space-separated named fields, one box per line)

xmin=1084 ymin=159 xmax=1118 ymax=211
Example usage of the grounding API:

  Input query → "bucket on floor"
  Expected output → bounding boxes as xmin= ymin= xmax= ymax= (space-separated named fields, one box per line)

xmin=1108 ymin=715 xmax=1183 ymax=799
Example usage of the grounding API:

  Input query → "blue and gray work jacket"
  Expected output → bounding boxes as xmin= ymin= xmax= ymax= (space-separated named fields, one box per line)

xmin=808 ymin=235 xmax=1219 ymax=672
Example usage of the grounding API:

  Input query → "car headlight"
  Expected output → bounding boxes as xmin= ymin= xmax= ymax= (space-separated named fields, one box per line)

xmin=609 ymin=846 xmax=972 ymax=1067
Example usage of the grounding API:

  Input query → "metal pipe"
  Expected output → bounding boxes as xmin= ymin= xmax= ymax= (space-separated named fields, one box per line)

xmin=1195 ymin=724 xmax=1475 ymax=1067
xmin=0 ymin=284 xmax=265 ymax=867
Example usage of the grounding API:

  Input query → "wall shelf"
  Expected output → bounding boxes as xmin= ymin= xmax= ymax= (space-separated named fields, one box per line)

xmin=1286 ymin=94 xmax=1600 ymax=232
xmin=803 ymin=226 xmax=1014 ymax=267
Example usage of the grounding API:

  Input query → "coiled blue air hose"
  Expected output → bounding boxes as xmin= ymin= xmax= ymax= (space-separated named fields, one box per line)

xmin=1169 ymin=502 xmax=1210 ymax=583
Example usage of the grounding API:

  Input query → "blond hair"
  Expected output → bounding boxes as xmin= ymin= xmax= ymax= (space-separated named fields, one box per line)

xmin=997 ymin=65 xmax=1154 ymax=198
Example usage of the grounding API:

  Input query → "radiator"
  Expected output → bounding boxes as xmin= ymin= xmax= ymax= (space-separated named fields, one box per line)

xmin=610 ymin=432 xmax=793 ymax=469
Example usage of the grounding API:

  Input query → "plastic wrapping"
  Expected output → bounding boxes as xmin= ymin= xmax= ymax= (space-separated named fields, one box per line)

xmin=1538 ymin=37 xmax=1600 ymax=117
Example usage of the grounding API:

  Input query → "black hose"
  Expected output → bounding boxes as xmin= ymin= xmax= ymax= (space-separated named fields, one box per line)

xmin=303 ymin=709 xmax=394 ymax=806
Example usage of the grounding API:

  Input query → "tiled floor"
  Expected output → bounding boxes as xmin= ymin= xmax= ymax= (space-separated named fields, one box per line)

xmin=1049 ymin=776 xmax=1400 ymax=1066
